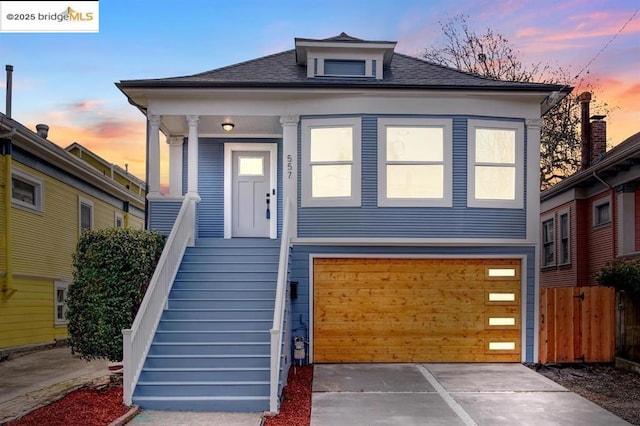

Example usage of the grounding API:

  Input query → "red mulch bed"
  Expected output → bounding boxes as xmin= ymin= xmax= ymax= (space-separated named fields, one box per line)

xmin=265 ymin=365 xmax=313 ymax=426
xmin=7 ymin=386 xmax=130 ymax=426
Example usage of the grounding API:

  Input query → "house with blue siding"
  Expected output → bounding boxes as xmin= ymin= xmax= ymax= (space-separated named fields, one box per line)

xmin=117 ymin=33 xmax=568 ymax=413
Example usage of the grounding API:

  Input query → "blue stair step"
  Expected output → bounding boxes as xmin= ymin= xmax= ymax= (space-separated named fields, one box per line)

xmin=168 ymin=299 xmax=274 ymax=310
xmin=148 ymin=342 xmax=270 ymax=356
xmin=161 ymin=309 xmax=273 ymax=320
xmin=144 ymin=354 xmax=270 ymax=369
xmin=153 ymin=330 xmax=270 ymax=343
xmin=183 ymin=254 xmax=280 ymax=263
xmin=172 ymin=279 xmax=277 ymax=290
xmin=139 ymin=367 xmax=270 ymax=382
xmin=135 ymin=381 xmax=270 ymax=397
xmin=170 ymin=289 xmax=276 ymax=299
xmin=178 ymin=262 xmax=278 ymax=273
xmin=131 ymin=396 xmax=269 ymax=412
xmin=175 ymin=271 xmax=278 ymax=281
xmin=157 ymin=319 xmax=272 ymax=331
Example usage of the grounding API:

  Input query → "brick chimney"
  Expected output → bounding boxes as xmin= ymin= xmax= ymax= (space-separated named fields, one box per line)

xmin=590 ymin=115 xmax=607 ymax=164
xmin=578 ymin=92 xmax=592 ymax=170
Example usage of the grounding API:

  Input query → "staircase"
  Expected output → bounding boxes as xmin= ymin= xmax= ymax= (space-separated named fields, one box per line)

xmin=132 ymin=238 xmax=280 ymax=412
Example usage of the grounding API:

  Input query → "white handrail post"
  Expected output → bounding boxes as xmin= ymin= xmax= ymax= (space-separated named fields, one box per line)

xmin=122 ymin=329 xmax=132 ymax=405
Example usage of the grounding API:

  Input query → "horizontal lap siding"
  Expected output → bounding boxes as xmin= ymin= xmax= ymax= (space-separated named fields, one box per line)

xmin=148 ymin=201 xmax=181 ymax=236
xmin=297 ymin=115 xmax=526 ymax=238
xmin=289 ymin=245 xmax=537 ymax=362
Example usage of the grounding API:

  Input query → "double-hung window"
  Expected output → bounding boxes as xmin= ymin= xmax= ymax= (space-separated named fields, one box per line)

xmin=593 ymin=198 xmax=611 ymax=227
xmin=468 ymin=120 xmax=524 ymax=209
xmin=79 ymin=197 xmax=94 ymax=235
xmin=378 ymin=118 xmax=452 ymax=207
xmin=301 ymin=118 xmax=361 ymax=207
xmin=54 ymin=281 xmax=69 ymax=325
xmin=542 ymin=216 xmax=555 ymax=267
xmin=559 ymin=210 xmax=570 ymax=265
xmin=11 ymin=169 xmax=44 ymax=213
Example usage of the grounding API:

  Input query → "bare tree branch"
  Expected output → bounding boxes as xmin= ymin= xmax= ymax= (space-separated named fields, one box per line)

xmin=421 ymin=15 xmax=610 ymax=190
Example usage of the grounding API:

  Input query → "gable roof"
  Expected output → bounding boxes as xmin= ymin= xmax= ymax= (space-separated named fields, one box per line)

xmin=117 ymin=34 xmax=565 ymax=93
xmin=541 ymin=131 xmax=640 ymax=201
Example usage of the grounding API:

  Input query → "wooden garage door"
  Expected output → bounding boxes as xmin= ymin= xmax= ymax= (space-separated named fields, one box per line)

xmin=313 ymin=258 xmax=521 ymax=363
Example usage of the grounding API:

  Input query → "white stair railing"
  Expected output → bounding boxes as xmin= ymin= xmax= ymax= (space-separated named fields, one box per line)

xmin=269 ymin=198 xmax=292 ymax=413
xmin=122 ymin=193 xmax=199 ymax=405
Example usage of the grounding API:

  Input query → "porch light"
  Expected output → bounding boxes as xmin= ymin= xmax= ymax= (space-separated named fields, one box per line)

xmin=222 ymin=122 xmax=235 ymax=132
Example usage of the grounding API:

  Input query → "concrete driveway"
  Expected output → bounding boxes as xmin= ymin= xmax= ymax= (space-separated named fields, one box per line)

xmin=311 ymin=363 xmax=629 ymax=426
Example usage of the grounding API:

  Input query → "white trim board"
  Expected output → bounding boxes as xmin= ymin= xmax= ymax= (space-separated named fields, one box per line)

xmin=224 ymin=143 xmax=278 ymax=239
xmin=308 ymin=253 xmax=528 ymax=364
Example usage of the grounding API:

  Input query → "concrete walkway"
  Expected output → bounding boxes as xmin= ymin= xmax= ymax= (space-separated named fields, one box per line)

xmin=0 ymin=346 xmax=110 ymax=423
xmin=311 ymin=363 xmax=630 ymax=426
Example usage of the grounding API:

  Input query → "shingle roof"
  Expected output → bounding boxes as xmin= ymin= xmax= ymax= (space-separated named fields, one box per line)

xmin=117 ymin=47 xmax=565 ymax=93
xmin=541 ymin=131 xmax=640 ymax=201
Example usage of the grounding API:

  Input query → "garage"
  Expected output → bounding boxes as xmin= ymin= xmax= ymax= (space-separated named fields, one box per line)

xmin=313 ymin=257 xmax=522 ymax=363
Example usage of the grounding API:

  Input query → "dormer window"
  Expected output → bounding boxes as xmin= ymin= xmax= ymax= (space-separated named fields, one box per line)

xmin=324 ymin=59 xmax=366 ymax=76
xmin=295 ymin=32 xmax=396 ymax=81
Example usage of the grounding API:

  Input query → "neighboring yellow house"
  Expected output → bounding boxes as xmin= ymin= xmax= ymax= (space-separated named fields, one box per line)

xmin=0 ymin=113 xmax=145 ymax=354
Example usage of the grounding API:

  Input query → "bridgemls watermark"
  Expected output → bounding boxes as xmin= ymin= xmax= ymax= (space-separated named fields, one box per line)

xmin=0 ymin=1 xmax=99 ymax=33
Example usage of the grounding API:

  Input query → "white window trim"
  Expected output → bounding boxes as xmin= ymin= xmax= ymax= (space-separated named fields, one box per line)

xmin=593 ymin=196 xmax=611 ymax=227
xmin=11 ymin=168 xmax=44 ymax=213
xmin=377 ymin=117 xmax=452 ymax=207
xmin=301 ymin=117 xmax=362 ymax=208
xmin=54 ymin=281 xmax=69 ymax=326
xmin=307 ymin=51 xmax=383 ymax=79
xmin=467 ymin=120 xmax=524 ymax=209
xmin=115 ymin=212 xmax=124 ymax=228
xmin=541 ymin=213 xmax=555 ymax=268
xmin=79 ymin=197 xmax=94 ymax=235
xmin=558 ymin=208 xmax=571 ymax=266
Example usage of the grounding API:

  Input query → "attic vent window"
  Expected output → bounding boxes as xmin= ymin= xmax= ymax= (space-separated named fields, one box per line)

xmin=324 ymin=60 xmax=366 ymax=76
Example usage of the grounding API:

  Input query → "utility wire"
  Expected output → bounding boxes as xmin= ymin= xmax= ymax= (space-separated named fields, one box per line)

xmin=572 ymin=8 xmax=638 ymax=81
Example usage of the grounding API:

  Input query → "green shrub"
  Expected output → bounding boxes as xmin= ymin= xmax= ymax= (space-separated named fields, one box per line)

xmin=595 ymin=259 xmax=640 ymax=303
xmin=67 ymin=227 xmax=166 ymax=362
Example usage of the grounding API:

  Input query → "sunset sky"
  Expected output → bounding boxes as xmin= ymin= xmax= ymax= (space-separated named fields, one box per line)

xmin=1 ymin=0 xmax=638 ymax=190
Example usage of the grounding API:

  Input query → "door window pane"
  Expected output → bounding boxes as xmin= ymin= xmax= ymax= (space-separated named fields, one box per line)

xmin=238 ymin=157 xmax=264 ymax=176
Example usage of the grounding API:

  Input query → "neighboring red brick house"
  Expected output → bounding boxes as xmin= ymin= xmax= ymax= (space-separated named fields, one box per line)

xmin=540 ymin=93 xmax=640 ymax=287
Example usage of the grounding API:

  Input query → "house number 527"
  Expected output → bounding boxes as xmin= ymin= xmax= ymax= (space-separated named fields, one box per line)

xmin=287 ymin=154 xmax=293 ymax=179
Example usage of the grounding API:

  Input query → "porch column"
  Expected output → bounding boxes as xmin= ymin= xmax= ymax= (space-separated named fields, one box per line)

xmin=167 ymin=136 xmax=184 ymax=197
xmin=186 ymin=115 xmax=200 ymax=197
xmin=616 ymin=183 xmax=636 ymax=256
xmin=280 ymin=115 xmax=299 ymax=238
xmin=147 ymin=115 xmax=162 ymax=197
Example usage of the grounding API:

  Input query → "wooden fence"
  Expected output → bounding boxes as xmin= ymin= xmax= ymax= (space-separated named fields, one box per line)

xmin=539 ymin=286 xmax=615 ymax=364
xmin=617 ymin=292 xmax=640 ymax=363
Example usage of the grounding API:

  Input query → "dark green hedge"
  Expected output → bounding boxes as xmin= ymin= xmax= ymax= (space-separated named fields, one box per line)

xmin=596 ymin=259 xmax=640 ymax=303
xmin=67 ymin=227 xmax=166 ymax=362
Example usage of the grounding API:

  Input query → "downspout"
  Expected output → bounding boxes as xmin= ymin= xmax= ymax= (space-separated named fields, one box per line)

xmin=592 ymin=171 xmax=617 ymax=259
xmin=1 ymin=134 xmax=15 ymax=299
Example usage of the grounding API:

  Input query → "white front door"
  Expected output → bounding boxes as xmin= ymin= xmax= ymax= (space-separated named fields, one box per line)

xmin=232 ymin=150 xmax=271 ymax=237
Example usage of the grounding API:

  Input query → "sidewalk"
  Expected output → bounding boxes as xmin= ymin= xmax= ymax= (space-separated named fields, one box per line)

xmin=0 ymin=346 xmax=110 ymax=423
